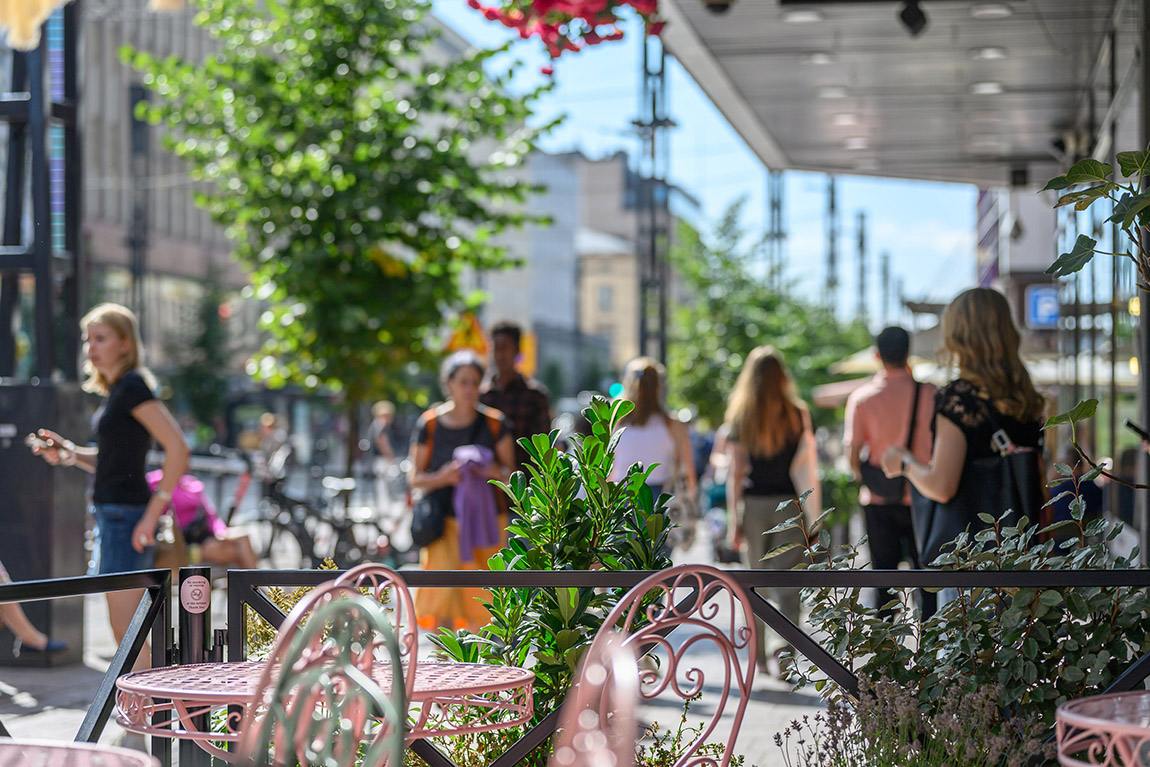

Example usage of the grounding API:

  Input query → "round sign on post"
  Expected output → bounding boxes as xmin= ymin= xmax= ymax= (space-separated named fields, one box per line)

xmin=180 ymin=575 xmax=211 ymax=615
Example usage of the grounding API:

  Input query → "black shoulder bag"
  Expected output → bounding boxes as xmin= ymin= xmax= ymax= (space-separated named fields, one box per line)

xmin=409 ymin=414 xmax=486 ymax=549
xmin=858 ymin=381 xmax=921 ymax=500
xmin=910 ymin=400 xmax=1044 ymax=565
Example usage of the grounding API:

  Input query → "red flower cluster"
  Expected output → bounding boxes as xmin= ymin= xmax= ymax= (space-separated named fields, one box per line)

xmin=467 ymin=0 xmax=664 ymax=69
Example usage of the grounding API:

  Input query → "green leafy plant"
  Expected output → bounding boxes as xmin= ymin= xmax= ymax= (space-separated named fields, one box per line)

xmin=777 ymin=676 xmax=1052 ymax=767
xmin=429 ymin=395 xmax=674 ymax=766
xmin=785 ymin=494 xmax=1149 ymax=737
xmin=1043 ymin=152 xmax=1150 ymax=288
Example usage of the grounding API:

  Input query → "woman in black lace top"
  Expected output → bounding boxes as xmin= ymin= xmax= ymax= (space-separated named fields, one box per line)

xmin=880 ymin=288 xmax=1046 ymax=510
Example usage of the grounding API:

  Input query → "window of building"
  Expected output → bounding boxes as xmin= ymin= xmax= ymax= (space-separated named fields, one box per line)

xmin=598 ymin=285 xmax=613 ymax=311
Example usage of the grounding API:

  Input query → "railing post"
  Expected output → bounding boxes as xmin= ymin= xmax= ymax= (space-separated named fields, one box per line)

xmin=178 ymin=566 xmax=212 ymax=767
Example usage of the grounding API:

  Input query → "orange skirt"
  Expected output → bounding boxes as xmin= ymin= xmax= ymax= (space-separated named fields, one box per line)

xmin=416 ymin=515 xmax=506 ymax=633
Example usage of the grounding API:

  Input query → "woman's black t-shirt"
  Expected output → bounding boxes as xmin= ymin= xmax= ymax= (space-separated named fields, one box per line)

xmin=933 ymin=379 xmax=1043 ymax=460
xmin=415 ymin=404 xmax=506 ymax=517
xmin=92 ymin=370 xmax=156 ymax=505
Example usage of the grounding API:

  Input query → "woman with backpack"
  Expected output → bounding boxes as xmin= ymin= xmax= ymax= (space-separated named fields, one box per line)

xmin=409 ymin=351 xmax=514 ymax=631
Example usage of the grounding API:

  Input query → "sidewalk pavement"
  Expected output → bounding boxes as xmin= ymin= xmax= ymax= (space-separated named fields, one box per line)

xmin=0 ymin=535 xmax=827 ymax=765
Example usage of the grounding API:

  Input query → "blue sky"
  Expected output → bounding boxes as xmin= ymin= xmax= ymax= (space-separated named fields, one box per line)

xmin=430 ymin=0 xmax=978 ymax=325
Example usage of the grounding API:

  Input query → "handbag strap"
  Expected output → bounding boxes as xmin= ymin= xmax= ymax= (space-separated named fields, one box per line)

xmin=903 ymin=380 xmax=921 ymax=452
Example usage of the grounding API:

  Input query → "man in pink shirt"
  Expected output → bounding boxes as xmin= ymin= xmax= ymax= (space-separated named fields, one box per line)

xmin=844 ymin=326 xmax=936 ymax=618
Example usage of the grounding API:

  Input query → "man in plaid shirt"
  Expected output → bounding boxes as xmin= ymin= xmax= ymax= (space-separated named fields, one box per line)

xmin=480 ymin=321 xmax=553 ymax=473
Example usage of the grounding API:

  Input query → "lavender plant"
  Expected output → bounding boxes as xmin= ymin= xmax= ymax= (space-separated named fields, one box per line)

xmin=777 ymin=676 xmax=1053 ymax=767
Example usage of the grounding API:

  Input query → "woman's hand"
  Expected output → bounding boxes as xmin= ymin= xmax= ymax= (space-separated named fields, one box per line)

xmin=131 ymin=512 xmax=160 ymax=553
xmin=30 ymin=428 xmax=72 ymax=465
xmin=881 ymin=446 xmax=910 ymax=478
xmin=437 ymin=461 xmax=462 ymax=488
xmin=727 ymin=512 xmax=744 ymax=551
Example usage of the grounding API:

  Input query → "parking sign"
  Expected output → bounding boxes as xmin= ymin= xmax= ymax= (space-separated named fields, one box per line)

xmin=1025 ymin=284 xmax=1060 ymax=329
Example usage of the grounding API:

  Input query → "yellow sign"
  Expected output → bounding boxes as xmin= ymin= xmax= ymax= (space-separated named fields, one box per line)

xmin=520 ymin=331 xmax=538 ymax=378
xmin=445 ymin=313 xmax=489 ymax=355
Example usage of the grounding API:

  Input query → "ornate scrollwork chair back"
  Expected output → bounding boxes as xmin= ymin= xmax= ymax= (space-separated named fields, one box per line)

xmin=334 ymin=563 xmax=419 ymax=699
xmin=238 ymin=581 xmax=407 ymax=767
xmin=591 ymin=564 xmax=756 ymax=767
xmin=552 ymin=633 xmax=640 ymax=767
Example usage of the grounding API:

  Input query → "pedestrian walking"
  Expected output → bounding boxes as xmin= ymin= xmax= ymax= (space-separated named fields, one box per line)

xmin=480 ymin=321 xmax=553 ymax=473
xmin=881 ymin=288 xmax=1047 ymax=603
xmin=609 ymin=357 xmax=696 ymax=501
xmin=844 ymin=326 xmax=936 ymax=618
xmin=724 ymin=346 xmax=820 ymax=676
xmin=409 ymin=351 xmax=513 ymax=631
xmin=31 ymin=303 xmax=189 ymax=670
xmin=368 ymin=400 xmax=398 ymax=511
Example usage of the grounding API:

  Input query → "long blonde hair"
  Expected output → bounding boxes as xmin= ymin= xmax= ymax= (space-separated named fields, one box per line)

xmin=621 ymin=357 xmax=669 ymax=427
xmin=81 ymin=303 xmax=155 ymax=395
xmin=724 ymin=346 xmax=806 ymax=457
xmin=942 ymin=288 xmax=1046 ymax=422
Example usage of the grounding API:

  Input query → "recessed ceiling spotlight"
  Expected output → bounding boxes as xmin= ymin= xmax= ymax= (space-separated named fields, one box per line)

xmin=970 ymin=81 xmax=1004 ymax=95
xmin=833 ymin=113 xmax=860 ymax=127
xmin=970 ymin=3 xmax=1014 ymax=19
xmin=845 ymin=137 xmax=869 ymax=150
xmin=969 ymin=46 xmax=1008 ymax=60
xmin=817 ymin=85 xmax=849 ymax=99
xmin=803 ymin=51 xmax=836 ymax=65
xmin=783 ymin=8 xmax=823 ymax=24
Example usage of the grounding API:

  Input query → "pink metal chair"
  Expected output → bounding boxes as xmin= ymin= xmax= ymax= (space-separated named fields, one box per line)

xmin=590 ymin=564 xmax=757 ymax=767
xmin=333 ymin=563 xmax=419 ymax=700
xmin=552 ymin=632 xmax=640 ymax=767
xmin=1057 ymin=691 xmax=1150 ymax=766
xmin=237 ymin=580 xmax=407 ymax=767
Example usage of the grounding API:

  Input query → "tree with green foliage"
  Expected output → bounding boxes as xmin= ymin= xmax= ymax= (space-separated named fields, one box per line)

xmin=667 ymin=200 xmax=871 ymax=428
xmin=125 ymin=0 xmax=550 ymax=469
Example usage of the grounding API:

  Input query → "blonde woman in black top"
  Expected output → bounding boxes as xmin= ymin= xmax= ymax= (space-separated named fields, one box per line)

xmin=32 ymin=303 xmax=188 ymax=669
xmin=724 ymin=346 xmax=820 ymax=674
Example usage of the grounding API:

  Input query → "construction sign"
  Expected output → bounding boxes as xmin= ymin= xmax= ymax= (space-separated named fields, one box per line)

xmin=444 ymin=312 xmax=489 ymax=356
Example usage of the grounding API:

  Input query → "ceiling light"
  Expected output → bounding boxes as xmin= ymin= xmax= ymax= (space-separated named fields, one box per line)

xmin=833 ymin=113 xmax=860 ymax=127
xmin=898 ymin=1 xmax=928 ymax=36
xmin=783 ymin=8 xmax=823 ymax=24
xmin=970 ymin=3 xmax=1014 ymax=19
xmin=969 ymin=136 xmax=1006 ymax=154
xmin=845 ymin=137 xmax=869 ymax=150
xmin=803 ymin=51 xmax=836 ymax=65
xmin=817 ymin=85 xmax=849 ymax=99
xmin=969 ymin=46 xmax=1008 ymax=60
xmin=970 ymin=81 xmax=1004 ymax=95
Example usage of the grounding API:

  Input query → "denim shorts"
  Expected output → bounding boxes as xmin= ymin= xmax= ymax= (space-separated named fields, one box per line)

xmin=90 ymin=503 xmax=155 ymax=575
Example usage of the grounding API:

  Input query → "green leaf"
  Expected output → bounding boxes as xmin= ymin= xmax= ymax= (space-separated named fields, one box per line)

xmin=1117 ymin=150 xmax=1150 ymax=178
xmin=1044 ymin=399 xmax=1099 ymax=429
xmin=1046 ymin=235 xmax=1098 ymax=278
xmin=1065 ymin=158 xmax=1114 ymax=185
xmin=1055 ymin=183 xmax=1116 ymax=211
xmin=1042 ymin=175 xmax=1070 ymax=191
xmin=1108 ymin=191 xmax=1150 ymax=228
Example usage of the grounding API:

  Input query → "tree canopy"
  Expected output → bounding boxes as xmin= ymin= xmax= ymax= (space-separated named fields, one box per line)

xmin=667 ymin=200 xmax=872 ymax=428
xmin=126 ymin=0 xmax=550 ymax=408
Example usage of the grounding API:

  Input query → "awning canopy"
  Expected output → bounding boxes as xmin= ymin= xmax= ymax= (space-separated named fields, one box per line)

xmin=660 ymin=0 xmax=1140 ymax=186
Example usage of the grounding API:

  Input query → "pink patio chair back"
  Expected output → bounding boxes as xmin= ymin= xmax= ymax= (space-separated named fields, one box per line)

xmin=552 ymin=632 xmax=640 ymax=767
xmin=592 ymin=564 xmax=756 ymax=767
xmin=237 ymin=580 xmax=407 ymax=767
xmin=334 ymin=563 xmax=419 ymax=699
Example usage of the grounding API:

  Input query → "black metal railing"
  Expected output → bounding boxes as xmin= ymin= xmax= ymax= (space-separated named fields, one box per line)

xmin=0 ymin=569 xmax=172 ymax=765
xmin=223 ymin=567 xmax=1150 ymax=767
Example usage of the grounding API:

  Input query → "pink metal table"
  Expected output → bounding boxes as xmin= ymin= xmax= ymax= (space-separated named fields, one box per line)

xmin=0 ymin=739 xmax=158 ymax=767
xmin=1057 ymin=691 xmax=1150 ymax=766
xmin=115 ymin=661 xmax=534 ymax=761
